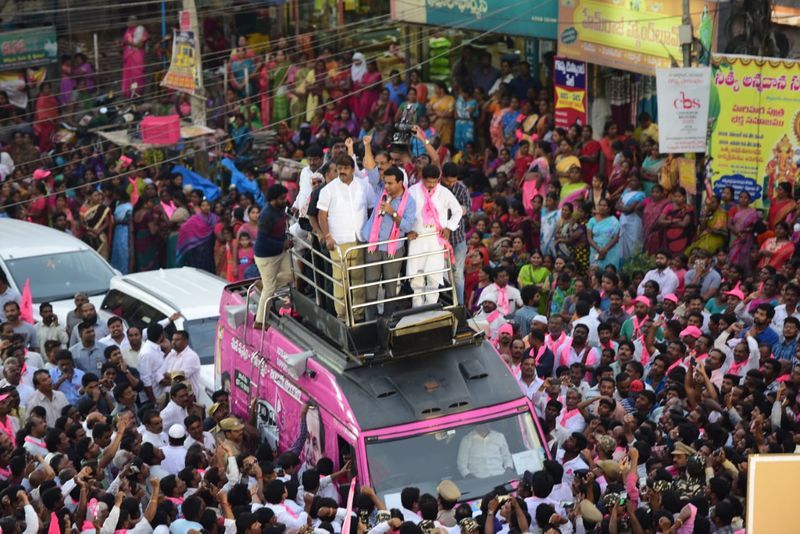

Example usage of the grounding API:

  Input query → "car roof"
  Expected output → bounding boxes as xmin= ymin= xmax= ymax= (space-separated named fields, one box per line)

xmin=0 ymin=218 xmax=94 ymax=259
xmin=111 ymin=268 xmax=227 ymax=320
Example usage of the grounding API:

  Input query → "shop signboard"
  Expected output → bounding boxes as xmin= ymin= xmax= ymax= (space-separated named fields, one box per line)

xmin=557 ymin=0 xmax=713 ymax=76
xmin=553 ymin=56 xmax=587 ymax=128
xmin=162 ymin=30 xmax=198 ymax=93
xmin=707 ymin=54 xmax=800 ymax=209
xmin=0 ymin=27 xmax=58 ymax=70
xmin=656 ymin=67 xmax=711 ymax=153
xmin=391 ymin=0 xmax=558 ymax=39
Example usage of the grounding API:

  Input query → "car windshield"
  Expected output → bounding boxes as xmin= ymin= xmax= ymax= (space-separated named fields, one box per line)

xmin=184 ymin=317 xmax=218 ymax=365
xmin=5 ymin=251 xmax=114 ymax=301
xmin=366 ymin=411 xmax=545 ymax=504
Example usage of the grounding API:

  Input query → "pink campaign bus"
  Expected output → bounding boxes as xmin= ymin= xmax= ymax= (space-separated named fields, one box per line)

xmin=215 ymin=230 xmax=549 ymax=505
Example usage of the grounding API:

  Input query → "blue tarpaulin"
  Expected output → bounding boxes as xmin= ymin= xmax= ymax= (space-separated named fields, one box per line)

xmin=220 ymin=158 xmax=264 ymax=207
xmin=171 ymin=165 xmax=221 ymax=202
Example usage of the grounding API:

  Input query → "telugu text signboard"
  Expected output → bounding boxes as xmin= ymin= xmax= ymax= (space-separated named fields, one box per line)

xmin=553 ymin=57 xmax=587 ymax=128
xmin=0 ymin=27 xmax=58 ymax=70
xmin=391 ymin=0 xmax=558 ymax=40
xmin=708 ymin=54 xmax=800 ymax=208
xmin=557 ymin=0 xmax=713 ymax=76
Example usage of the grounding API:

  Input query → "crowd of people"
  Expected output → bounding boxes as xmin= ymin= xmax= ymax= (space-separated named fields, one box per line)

xmin=3 ymin=13 xmax=800 ymax=534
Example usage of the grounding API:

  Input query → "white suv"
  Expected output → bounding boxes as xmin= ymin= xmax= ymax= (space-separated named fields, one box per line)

xmin=98 ymin=267 xmax=226 ymax=406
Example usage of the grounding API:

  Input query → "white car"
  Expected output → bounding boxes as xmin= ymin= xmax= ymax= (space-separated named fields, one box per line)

xmin=98 ymin=267 xmax=227 ymax=406
xmin=0 ymin=219 xmax=118 ymax=323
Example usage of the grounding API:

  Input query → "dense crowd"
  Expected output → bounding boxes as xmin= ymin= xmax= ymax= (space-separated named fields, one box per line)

xmin=4 ymin=14 xmax=800 ymax=534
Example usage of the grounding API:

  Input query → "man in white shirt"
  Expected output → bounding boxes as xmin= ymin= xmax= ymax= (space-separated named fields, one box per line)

xmin=263 ymin=479 xmax=311 ymax=534
xmin=637 ymin=251 xmax=679 ymax=302
xmin=99 ymin=316 xmax=129 ymax=350
xmin=185 ymin=414 xmax=216 ymax=452
xmin=318 ymin=154 xmax=371 ymax=322
xmin=292 ymin=145 xmax=324 ymax=214
xmin=135 ymin=323 xmax=167 ymax=404
xmin=0 ymin=272 xmax=20 ymax=323
xmin=772 ymin=282 xmax=800 ymax=335
xmin=122 ymin=326 xmax=143 ymax=368
xmin=0 ymin=357 xmax=34 ymax=405
xmin=158 ymin=330 xmax=201 ymax=401
xmin=26 ymin=369 xmax=69 ymax=427
xmin=162 ymin=424 xmax=189 ymax=475
xmin=35 ymin=302 xmax=69 ymax=354
xmin=406 ymin=164 xmax=463 ymax=307
xmin=160 ymin=382 xmax=190 ymax=431
xmin=478 ymin=267 xmax=522 ymax=316
xmin=456 ymin=424 xmax=513 ymax=478
xmin=139 ymin=409 xmax=168 ymax=447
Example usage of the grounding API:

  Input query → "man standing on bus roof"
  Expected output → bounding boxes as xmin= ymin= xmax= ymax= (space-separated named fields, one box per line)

xmin=456 ymin=423 xmax=513 ymax=479
xmin=318 ymin=154 xmax=370 ymax=322
xmin=254 ymin=184 xmax=294 ymax=329
xmin=360 ymin=165 xmax=416 ymax=321
xmin=406 ymin=164 xmax=462 ymax=308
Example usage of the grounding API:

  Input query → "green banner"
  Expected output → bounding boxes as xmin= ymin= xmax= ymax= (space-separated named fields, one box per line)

xmin=0 ymin=27 xmax=58 ymax=70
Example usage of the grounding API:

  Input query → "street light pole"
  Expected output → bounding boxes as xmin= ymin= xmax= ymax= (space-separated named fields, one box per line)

xmin=183 ymin=0 xmax=208 ymax=174
xmin=681 ymin=0 xmax=692 ymax=67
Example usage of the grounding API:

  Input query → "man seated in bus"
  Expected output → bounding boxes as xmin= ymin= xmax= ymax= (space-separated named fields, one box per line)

xmin=456 ymin=423 xmax=514 ymax=479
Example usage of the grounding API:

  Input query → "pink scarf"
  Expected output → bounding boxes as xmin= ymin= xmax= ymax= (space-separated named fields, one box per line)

xmin=49 ymin=512 xmax=61 ymax=534
xmin=546 ymin=332 xmax=568 ymax=355
xmin=367 ymin=188 xmax=410 ymax=256
xmin=631 ymin=314 xmax=647 ymax=339
xmin=0 ymin=416 xmax=15 ymax=447
xmin=729 ymin=359 xmax=749 ymax=376
xmin=420 ymin=184 xmax=455 ymax=261
xmin=559 ymin=408 xmax=580 ymax=428
xmin=533 ymin=344 xmax=547 ymax=364
xmin=495 ymin=284 xmax=510 ymax=315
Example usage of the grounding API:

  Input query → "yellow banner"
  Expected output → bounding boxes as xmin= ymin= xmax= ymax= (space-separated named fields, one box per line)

xmin=708 ymin=55 xmax=800 ymax=210
xmin=162 ymin=30 xmax=197 ymax=93
xmin=557 ymin=0 xmax=713 ymax=75
xmin=554 ymin=86 xmax=586 ymax=113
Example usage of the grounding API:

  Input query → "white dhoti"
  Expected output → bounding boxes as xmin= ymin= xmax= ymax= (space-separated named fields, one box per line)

xmin=406 ymin=227 xmax=446 ymax=307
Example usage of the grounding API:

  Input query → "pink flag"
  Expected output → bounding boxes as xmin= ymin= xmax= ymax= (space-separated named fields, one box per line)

xmin=129 ymin=177 xmax=140 ymax=206
xmin=340 ymin=477 xmax=357 ymax=534
xmin=20 ymin=278 xmax=33 ymax=324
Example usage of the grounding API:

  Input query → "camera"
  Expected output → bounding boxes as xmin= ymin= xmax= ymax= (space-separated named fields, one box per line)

xmin=390 ymin=103 xmax=416 ymax=152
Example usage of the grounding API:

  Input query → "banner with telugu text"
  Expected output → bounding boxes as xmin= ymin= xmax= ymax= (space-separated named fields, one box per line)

xmin=553 ymin=57 xmax=587 ymax=128
xmin=556 ymin=0 xmax=714 ymax=76
xmin=707 ymin=54 xmax=800 ymax=208
xmin=161 ymin=30 xmax=198 ymax=93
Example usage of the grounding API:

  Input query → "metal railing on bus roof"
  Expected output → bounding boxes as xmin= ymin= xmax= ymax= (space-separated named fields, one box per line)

xmin=288 ymin=224 xmax=458 ymax=328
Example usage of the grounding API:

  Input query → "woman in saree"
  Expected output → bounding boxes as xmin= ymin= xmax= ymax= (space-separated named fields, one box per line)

xmin=133 ymin=195 xmax=161 ymax=272
xmin=408 ymin=69 xmax=428 ymax=105
xmin=554 ymin=139 xmax=581 ymax=185
xmin=287 ymin=53 xmax=311 ymax=130
xmin=369 ymin=88 xmax=397 ymax=146
xmin=586 ymin=175 xmax=609 ymax=215
xmin=121 ymin=17 xmax=148 ymax=98
xmin=599 ymin=120 xmax=621 ymax=179
xmin=757 ymin=222 xmax=795 ymax=269
xmin=658 ymin=187 xmax=694 ymax=256
xmin=517 ymin=250 xmax=550 ymax=289
xmin=306 ymin=60 xmax=328 ymax=122
xmin=454 ymin=85 xmax=477 ymax=152
xmin=607 ymin=158 xmax=631 ymax=204
xmin=110 ymin=187 xmax=133 ymax=274
xmin=587 ymin=198 xmax=621 ymax=270
xmin=488 ymin=94 xmax=511 ymax=150
xmin=177 ymin=199 xmax=220 ymax=274
xmin=79 ymin=189 xmax=111 ymax=259
xmin=616 ymin=174 xmax=646 ymax=260
xmin=166 ymin=192 xmax=190 ymax=269
xmin=428 ymin=81 xmax=455 ymax=146
xmin=33 ymin=83 xmax=59 ymax=153
xmin=553 ymin=202 xmax=577 ymax=260
xmin=642 ymin=184 xmax=669 ymax=255
xmin=560 ymin=164 xmax=589 ymax=207
xmin=640 ymin=141 xmax=666 ymax=196
xmin=352 ymin=55 xmax=382 ymax=122
xmin=228 ymin=36 xmax=257 ymax=97
xmin=727 ymin=190 xmax=760 ymax=274
xmin=271 ymin=50 xmax=291 ymax=123
xmin=769 ymin=181 xmax=796 ymax=229
xmin=578 ymin=125 xmax=601 ymax=184
xmin=686 ymin=194 xmax=728 ymax=256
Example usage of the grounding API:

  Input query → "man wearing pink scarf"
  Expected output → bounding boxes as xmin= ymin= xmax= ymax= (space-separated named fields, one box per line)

xmin=478 ymin=267 xmax=522 ymax=316
xmin=406 ymin=164 xmax=463 ymax=307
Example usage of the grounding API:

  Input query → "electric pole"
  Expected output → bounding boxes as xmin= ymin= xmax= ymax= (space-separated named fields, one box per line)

xmin=184 ymin=0 xmax=209 ymax=174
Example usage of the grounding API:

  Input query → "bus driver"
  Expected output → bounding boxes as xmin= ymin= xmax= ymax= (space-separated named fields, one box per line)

xmin=456 ymin=424 xmax=514 ymax=479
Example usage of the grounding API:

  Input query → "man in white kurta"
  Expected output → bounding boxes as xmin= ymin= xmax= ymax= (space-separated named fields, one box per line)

xmin=406 ymin=165 xmax=462 ymax=307
xmin=456 ymin=425 xmax=513 ymax=478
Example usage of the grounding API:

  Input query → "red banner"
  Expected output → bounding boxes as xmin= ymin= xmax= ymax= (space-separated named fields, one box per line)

xmin=141 ymin=114 xmax=181 ymax=145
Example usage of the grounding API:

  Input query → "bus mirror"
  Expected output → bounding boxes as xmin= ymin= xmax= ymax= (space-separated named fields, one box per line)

xmin=282 ymin=350 xmax=314 ymax=379
xmin=225 ymin=305 xmax=247 ymax=329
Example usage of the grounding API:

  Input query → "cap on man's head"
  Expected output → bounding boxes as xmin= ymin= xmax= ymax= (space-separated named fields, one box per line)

xmin=596 ymin=460 xmax=621 ymax=481
xmin=663 ymin=294 xmax=679 ymax=304
xmin=679 ymin=326 xmax=702 ymax=339
xmin=436 ymin=479 xmax=461 ymax=501
xmin=724 ymin=288 xmax=745 ymax=301
xmin=497 ymin=324 xmax=513 ymax=337
xmin=629 ymin=379 xmax=645 ymax=393
xmin=671 ymin=442 xmax=697 ymax=456
xmin=219 ymin=417 xmax=245 ymax=432
xmin=533 ymin=314 xmax=548 ymax=324
xmin=168 ymin=424 xmax=186 ymax=439
xmin=634 ymin=296 xmax=651 ymax=307
xmin=208 ymin=402 xmax=223 ymax=416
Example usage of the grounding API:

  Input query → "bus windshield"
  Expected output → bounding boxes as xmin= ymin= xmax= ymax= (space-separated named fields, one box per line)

xmin=366 ymin=411 xmax=545 ymax=504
